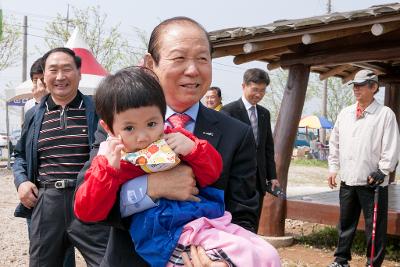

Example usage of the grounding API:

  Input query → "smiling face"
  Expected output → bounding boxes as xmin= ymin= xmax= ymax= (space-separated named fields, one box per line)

xmin=205 ymin=90 xmax=222 ymax=109
xmin=147 ymin=22 xmax=212 ymax=112
xmin=108 ymin=106 xmax=165 ymax=153
xmin=44 ymin=51 xmax=81 ymax=106
xmin=242 ymin=82 xmax=266 ymax=106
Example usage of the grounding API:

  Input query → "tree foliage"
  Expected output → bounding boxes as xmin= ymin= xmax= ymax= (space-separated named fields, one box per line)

xmin=260 ymin=69 xmax=319 ymax=122
xmin=0 ymin=15 xmax=22 ymax=71
xmin=259 ymin=69 xmax=354 ymax=124
xmin=325 ymin=77 xmax=354 ymax=123
xmin=42 ymin=5 xmax=147 ymax=72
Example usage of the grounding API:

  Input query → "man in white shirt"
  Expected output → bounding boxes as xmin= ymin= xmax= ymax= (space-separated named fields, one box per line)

xmin=327 ymin=69 xmax=400 ymax=267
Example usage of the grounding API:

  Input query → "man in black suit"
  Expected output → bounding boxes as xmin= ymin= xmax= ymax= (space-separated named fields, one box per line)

xmin=221 ymin=68 xmax=280 ymax=229
xmin=74 ymin=17 xmax=259 ymax=267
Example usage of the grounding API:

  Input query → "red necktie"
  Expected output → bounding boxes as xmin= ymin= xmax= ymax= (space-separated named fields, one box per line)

xmin=168 ymin=113 xmax=191 ymax=128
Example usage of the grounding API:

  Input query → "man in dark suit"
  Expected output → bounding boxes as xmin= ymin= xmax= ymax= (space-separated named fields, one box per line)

xmin=221 ymin=68 xmax=280 ymax=229
xmin=74 ymin=17 xmax=259 ymax=267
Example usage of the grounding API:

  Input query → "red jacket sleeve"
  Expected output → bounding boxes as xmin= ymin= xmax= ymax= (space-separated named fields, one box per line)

xmin=74 ymin=155 xmax=145 ymax=222
xmin=165 ymin=127 xmax=223 ymax=188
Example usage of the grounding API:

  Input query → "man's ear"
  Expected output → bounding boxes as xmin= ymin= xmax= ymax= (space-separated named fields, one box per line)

xmin=99 ymin=119 xmax=114 ymax=136
xmin=143 ymin=53 xmax=154 ymax=70
xmin=372 ymin=83 xmax=379 ymax=94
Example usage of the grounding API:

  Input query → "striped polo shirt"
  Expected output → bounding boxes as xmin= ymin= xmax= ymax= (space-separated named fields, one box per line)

xmin=37 ymin=93 xmax=90 ymax=181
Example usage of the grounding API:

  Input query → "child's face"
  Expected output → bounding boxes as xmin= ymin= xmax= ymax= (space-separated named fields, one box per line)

xmin=111 ymin=106 xmax=164 ymax=152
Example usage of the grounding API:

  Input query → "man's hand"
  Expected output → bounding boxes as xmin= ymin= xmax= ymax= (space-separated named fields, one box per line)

xmin=270 ymin=179 xmax=280 ymax=191
xmin=18 ymin=181 xmax=38 ymax=209
xmin=368 ymin=169 xmax=386 ymax=187
xmin=32 ymin=78 xmax=49 ymax=103
xmin=182 ymin=245 xmax=228 ymax=267
xmin=147 ymin=164 xmax=200 ymax=202
xmin=165 ymin=132 xmax=195 ymax=156
xmin=327 ymin=172 xmax=337 ymax=189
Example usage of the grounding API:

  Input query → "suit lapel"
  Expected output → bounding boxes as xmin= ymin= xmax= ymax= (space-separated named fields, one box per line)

xmin=238 ymin=98 xmax=251 ymax=125
xmin=194 ymin=104 xmax=221 ymax=148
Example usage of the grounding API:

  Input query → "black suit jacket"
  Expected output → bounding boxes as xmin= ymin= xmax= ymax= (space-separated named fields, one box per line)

xmin=221 ymin=98 xmax=277 ymax=193
xmin=74 ymin=103 xmax=259 ymax=267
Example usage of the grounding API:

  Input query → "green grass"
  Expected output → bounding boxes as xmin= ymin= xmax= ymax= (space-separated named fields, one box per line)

xmin=291 ymin=159 xmax=328 ymax=168
xmin=297 ymin=226 xmax=400 ymax=261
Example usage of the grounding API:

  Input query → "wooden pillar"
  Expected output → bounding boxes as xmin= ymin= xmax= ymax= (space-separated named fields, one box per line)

xmin=258 ymin=64 xmax=310 ymax=236
xmin=384 ymin=83 xmax=400 ymax=183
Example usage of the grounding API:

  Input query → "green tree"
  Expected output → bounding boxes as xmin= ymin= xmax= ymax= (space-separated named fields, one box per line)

xmin=0 ymin=15 xmax=22 ymax=71
xmin=42 ymin=5 xmax=147 ymax=72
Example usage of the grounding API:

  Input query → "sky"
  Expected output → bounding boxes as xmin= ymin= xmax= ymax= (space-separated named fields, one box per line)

xmin=0 ymin=0 xmax=390 ymax=132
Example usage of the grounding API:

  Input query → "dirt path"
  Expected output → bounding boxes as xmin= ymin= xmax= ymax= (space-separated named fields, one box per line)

xmin=1 ymin=165 xmax=399 ymax=266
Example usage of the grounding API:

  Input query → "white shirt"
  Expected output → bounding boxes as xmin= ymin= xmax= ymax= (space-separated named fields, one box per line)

xmin=328 ymin=99 xmax=400 ymax=186
xmin=241 ymin=96 xmax=258 ymax=120
xmin=23 ymin=99 xmax=36 ymax=115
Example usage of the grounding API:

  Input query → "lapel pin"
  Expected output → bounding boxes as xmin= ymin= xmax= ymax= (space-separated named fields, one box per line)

xmin=202 ymin=132 xmax=214 ymax=136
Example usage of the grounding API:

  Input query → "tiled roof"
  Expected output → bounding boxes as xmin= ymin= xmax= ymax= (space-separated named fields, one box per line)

xmin=209 ymin=3 xmax=400 ymax=43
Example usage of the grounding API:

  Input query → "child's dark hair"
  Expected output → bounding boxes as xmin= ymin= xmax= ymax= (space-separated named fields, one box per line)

xmin=95 ymin=66 xmax=166 ymax=133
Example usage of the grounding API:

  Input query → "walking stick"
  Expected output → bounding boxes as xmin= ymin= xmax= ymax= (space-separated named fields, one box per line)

xmin=370 ymin=186 xmax=380 ymax=267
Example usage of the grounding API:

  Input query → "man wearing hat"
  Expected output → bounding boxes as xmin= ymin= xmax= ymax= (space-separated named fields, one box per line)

xmin=327 ymin=69 xmax=400 ymax=267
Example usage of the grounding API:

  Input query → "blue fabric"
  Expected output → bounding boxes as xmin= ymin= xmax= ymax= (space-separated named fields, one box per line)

xmin=120 ymin=175 xmax=160 ymax=217
xmin=318 ymin=116 xmax=333 ymax=129
xmin=128 ymin=186 xmax=225 ymax=267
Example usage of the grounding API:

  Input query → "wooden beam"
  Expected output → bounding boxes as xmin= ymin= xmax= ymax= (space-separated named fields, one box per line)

xmin=243 ymin=36 xmax=302 ymax=54
xmin=341 ymin=69 xmax=360 ymax=84
xmin=212 ymin=44 xmax=244 ymax=58
xmin=351 ymin=62 xmax=389 ymax=75
xmin=267 ymin=61 xmax=281 ymax=71
xmin=279 ymin=42 xmax=400 ymax=67
xmin=384 ymin=83 xmax=400 ymax=183
xmin=233 ymin=47 xmax=291 ymax=65
xmin=319 ymin=65 xmax=350 ymax=80
xmin=371 ymin=22 xmax=400 ymax=36
xmin=258 ymin=64 xmax=310 ymax=237
xmin=302 ymin=25 xmax=371 ymax=45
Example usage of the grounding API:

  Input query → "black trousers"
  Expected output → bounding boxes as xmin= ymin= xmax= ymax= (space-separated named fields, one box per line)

xmin=334 ymin=183 xmax=388 ymax=267
xmin=29 ymin=187 xmax=110 ymax=267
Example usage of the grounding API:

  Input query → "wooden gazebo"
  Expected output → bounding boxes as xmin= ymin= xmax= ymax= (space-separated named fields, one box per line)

xmin=209 ymin=3 xmax=400 ymax=236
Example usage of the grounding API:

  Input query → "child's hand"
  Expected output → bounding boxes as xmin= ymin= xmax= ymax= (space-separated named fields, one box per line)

xmin=164 ymin=132 xmax=195 ymax=156
xmin=102 ymin=135 xmax=125 ymax=169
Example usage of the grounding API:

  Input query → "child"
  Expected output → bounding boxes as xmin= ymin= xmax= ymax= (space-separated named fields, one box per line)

xmin=74 ymin=67 xmax=281 ymax=267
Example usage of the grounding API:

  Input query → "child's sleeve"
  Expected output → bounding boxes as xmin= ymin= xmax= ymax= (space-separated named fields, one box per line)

xmin=170 ymin=127 xmax=223 ymax=188
xmin=74 ymin=155 xmax=145 ymax=222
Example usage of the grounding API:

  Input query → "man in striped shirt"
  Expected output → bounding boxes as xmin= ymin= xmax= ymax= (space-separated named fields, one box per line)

xmin=13 ymin=47 xmax=109 ymax=267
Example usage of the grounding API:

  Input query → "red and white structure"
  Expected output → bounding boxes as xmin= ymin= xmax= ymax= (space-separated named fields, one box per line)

xmin=65 ymin=27 xmax=108 ymax=95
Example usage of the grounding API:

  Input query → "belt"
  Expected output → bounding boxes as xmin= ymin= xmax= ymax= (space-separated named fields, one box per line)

xmin=37 ymin=179 xmax=77 ymax=189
